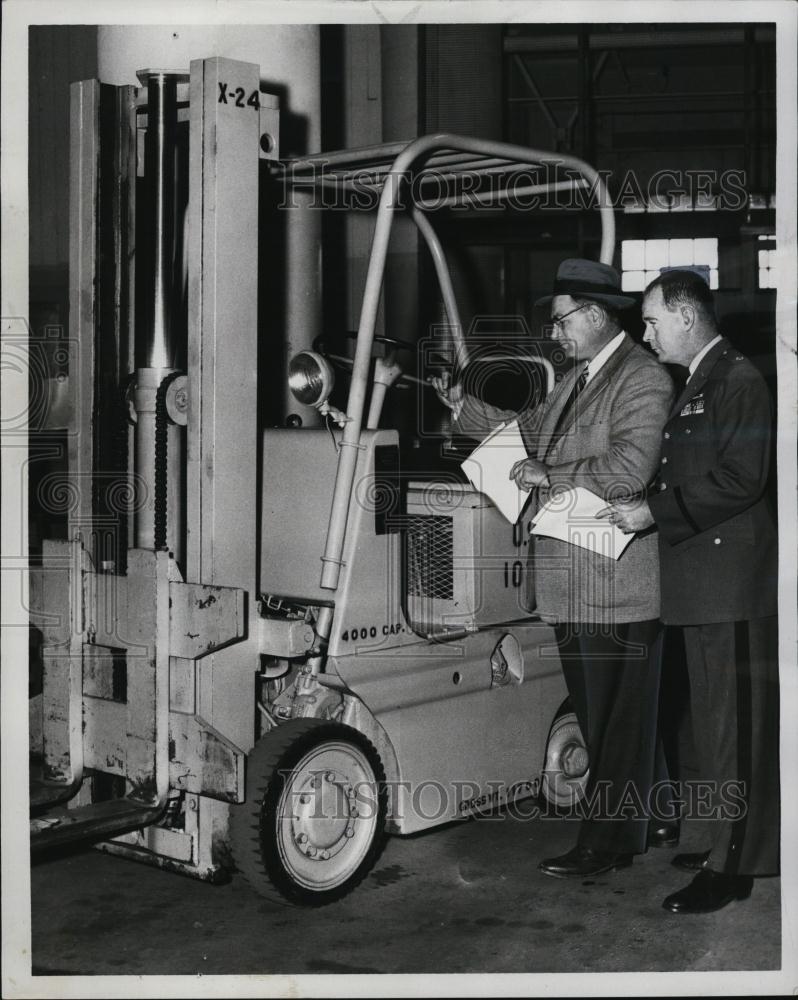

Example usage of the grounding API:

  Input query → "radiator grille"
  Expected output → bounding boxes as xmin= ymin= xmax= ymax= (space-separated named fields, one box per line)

xmin=405 ymin=515 xmax=454 ymax=600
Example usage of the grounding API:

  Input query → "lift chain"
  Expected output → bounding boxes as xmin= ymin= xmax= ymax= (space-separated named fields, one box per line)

xmin=154 ymin=371 xmax=185 ymax=551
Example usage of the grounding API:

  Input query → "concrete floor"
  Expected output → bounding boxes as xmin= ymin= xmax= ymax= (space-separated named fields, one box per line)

xmin=29 ymin=809 xmax=780 ymax=979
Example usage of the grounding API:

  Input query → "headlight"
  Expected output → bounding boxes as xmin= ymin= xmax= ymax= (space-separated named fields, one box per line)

xmin=288 ymin=350 xmax=335 ymax=407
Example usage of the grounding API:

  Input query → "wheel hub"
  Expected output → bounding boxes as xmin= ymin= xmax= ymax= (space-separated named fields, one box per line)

xmin=541 ymin=713 xmax=590 ymax=810
xmin=290 ymin=769 xmax=360 ymax=860
xmin=561 ymin=742 xmax=589 ymax=778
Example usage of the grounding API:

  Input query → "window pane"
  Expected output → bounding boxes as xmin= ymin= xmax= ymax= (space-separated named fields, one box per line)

xmin=768 ymin=250 xmax=777 ymax=269
xmin=693 ymin=238 xmax=718 ymax=268
xmin=622 ymin=240 xmax=645 ymax=270
xmin=644 ymin=270 xmax=659 ymax=286
xmin=644 ymin=240 xmax=669 ymax=270
xmin=709 ymin=269 xmax=719 ymax=291
xmin=758 ymin=249 xmax=769 ymax=268
xmin=669 ymin=239 xmax=694 ymax=266
xmin=622 ymin=270 xmax=645 ymax=292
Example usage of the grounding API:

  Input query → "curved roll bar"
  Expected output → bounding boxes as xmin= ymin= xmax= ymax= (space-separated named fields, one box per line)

xmin=312 ymin=134 xmax=615 ymax=593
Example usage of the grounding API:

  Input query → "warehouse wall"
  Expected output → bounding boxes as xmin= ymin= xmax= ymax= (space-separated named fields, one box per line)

xmin=28 ymin=23 xmax=778 ymax=384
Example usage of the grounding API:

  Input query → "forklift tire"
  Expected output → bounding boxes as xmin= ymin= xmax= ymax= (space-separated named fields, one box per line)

xmin=230 ymin=718 xmax=388 ymax=906
xmin=539 ymin=702 xmax=589 ymax=812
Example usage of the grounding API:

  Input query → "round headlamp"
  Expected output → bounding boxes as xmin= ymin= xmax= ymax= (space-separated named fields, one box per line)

xmin=288 ymin=350 xmax=335 ymax=407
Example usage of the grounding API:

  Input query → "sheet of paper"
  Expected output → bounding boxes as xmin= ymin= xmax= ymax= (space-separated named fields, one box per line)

xmin=530 ymin=486 xmax=635 ymax=560
xmin=460 ymin=419 xmax=532 ymax=524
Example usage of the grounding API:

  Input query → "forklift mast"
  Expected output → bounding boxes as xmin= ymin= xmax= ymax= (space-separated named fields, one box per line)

xmin=30 ymin=58 xmax=271 ymax=879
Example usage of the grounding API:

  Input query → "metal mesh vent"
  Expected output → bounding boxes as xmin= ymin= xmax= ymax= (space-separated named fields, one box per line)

xmin=405 ymin=515 xmax=454 ymax=600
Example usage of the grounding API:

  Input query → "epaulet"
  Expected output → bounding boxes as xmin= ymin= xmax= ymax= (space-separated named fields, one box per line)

xmin=722 ymin=349 xmax=749 ymax=364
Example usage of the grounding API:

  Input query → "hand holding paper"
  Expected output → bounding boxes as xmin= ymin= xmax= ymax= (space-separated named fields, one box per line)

xmin=596 ymin=498 xmax=655 ymax=534
xmin=509 ymin=457 xmax=549 ymax=490
xmin=531 ymin=486 xmax=635 ymax=560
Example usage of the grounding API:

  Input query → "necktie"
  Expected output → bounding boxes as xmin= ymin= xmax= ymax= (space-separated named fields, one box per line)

xmin=553 ymin=365 xmax=588 ymax=435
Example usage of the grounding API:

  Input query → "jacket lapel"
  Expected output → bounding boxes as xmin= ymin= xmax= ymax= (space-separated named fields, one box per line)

xmin=536 ymin=368 xmax=580 ymax=458
xmin=668 ymin=338 xmax=729 ymax=418
xmin=537 ymin=334 xmax=635 ymax=458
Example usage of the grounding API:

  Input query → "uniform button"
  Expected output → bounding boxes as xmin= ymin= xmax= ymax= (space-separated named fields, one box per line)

xmin=664 ymin=431 xmax=670 ymax=440
xmin=714 ymin=537 xmax=721 ymax=545
xmin=661 ymin=457 xmax=668 ymax=464
xmin=659 ymin=482 xmax=667 ymax=491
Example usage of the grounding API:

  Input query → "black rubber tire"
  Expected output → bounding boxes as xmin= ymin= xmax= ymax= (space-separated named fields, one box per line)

xmin=229 ymin=718 xmax=388 ymax=906
xmin=539 ymin=699 xmax=590 ymax=813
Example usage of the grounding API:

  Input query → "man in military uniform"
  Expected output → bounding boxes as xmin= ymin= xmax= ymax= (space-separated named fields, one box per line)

xmin=601 ymin=269 xmax=779 ymax=914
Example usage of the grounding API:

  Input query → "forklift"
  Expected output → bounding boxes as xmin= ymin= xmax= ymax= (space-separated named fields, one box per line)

xmin=29 ymin=56 xmax=615 ymax=905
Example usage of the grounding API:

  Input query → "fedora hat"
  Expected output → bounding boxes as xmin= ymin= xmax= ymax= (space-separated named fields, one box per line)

xmin=535 ymin=258 xmax=636 ymax=309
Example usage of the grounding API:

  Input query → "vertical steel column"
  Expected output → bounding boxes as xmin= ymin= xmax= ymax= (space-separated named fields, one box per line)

xmin=68 ymin=80 xmax=99 ymax=547
xmin=139 ymin=71 xmax=178 ymax=372
xmin=185 ymin=56 xmax=261 ymax=877
xmin=186 ymin=57 xmax=260 ymax=745
xmin=134 ymin=72 xmax=184 ymax=561
xmin=282 ymin=191 xmax=322 ymax=427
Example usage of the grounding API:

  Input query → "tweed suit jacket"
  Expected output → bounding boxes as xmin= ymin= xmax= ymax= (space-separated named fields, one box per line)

xmin=647 ymin=338 xmax=778 ymax=625
xmin=455 ymin=335 xmax=674 ymax=624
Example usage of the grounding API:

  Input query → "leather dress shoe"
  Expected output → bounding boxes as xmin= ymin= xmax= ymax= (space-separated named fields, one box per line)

xmin=647 ymin=821 xmax=680 ymax=848
xmin=663 ymin=869 xmax=753 ymax=914
xmin=672 ymin=849 xmax=710 ymax=872
xmin=538 ymin=845 xmax=633 ymax=879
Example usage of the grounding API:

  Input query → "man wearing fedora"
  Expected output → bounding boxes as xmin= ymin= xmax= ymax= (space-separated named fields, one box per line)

xmin=433 ymin=257 xmax=675 ymax=878
xmin=601 ymin=269 xmax=779 ymax=913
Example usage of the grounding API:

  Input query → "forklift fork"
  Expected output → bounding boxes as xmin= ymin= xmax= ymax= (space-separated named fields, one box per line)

xmin=29 ymin=538 xmax=247 ymax=856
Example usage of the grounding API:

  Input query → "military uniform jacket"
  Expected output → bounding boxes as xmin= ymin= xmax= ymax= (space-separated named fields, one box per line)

xmin=456 ymin=334 xmax=674 ymax=624
xmin=648 ymin=338 xmax=778 ymax=626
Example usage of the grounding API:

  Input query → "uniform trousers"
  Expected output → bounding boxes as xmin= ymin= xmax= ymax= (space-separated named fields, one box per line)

xmin=555 ymin=619 xmax=672 ymax=855
xmin=682 ymin=615 xmax=780 ymax=876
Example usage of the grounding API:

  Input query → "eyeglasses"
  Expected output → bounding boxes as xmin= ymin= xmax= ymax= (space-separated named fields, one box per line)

xmin=550 ymin=303 xmax=588 ymax=330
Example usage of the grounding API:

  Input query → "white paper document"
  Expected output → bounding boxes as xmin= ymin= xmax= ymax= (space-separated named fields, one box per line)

xmin=460 ymin=420 xmax=532 ymax=524
xmin=530 ymin=486 xmax=635 ymax=560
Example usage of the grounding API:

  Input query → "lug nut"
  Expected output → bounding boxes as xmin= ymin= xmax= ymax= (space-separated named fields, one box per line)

xmin=299 ymin=794 xmax=309 ymax=805
xmin=325 ymin=771 xmax=335 ymax=782
xmin=306 ymin=847 xmax=317 ymax=858
xmin=320 ymin=850 xmax=330 ymax=860
xmin=345 ymin=827 xmax=355 ymax=838
xmin=297 ymin=833 xmax=308 ymax=844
